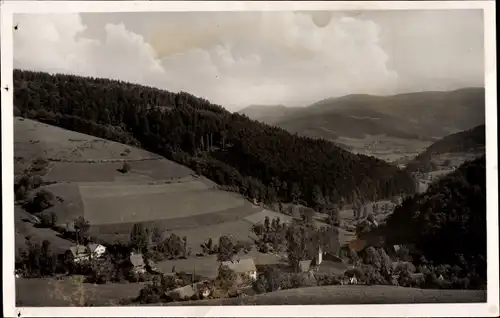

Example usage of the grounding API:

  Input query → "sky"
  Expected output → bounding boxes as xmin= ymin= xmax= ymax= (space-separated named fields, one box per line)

xmin=12 ymin=10 xmax=484 ymax=111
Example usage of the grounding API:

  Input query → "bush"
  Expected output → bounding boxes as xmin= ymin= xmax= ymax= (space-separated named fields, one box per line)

xmin=316 ymin=274 xmax=341 ymax=286
xmin=252 ymin=276 xmax=268 ymax=294
xmin=119 ymin=162 xmax=131 ymax=173
xmin=25 ymin=189 xmax=56 ymax=213
xmin=15 ymin=185 xmax=27 ymax=201
xmin=137 ymin=284 xmax=162 ymax=304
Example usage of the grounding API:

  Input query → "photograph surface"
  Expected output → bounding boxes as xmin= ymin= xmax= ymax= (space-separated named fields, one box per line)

xmin=1 ymin=1 xmax=497 ymax=316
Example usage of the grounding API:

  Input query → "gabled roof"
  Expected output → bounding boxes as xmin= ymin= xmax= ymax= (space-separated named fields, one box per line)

xmin=130 ymin=253 xmax=145 ymax=267
xmin=221 ymin=258 xmax=256 ymax=273
xmin=87 ymin=243 xmax=105 ymax=252
xmin=166 ymin=284 xmax=196 ymax=300
xmin=68 ymin=245 xmax=88 ymax=257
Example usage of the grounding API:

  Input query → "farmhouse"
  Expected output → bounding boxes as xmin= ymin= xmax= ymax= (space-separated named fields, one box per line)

xmin=166 ymin=284 xmax=196 ymax=301
xmin=125 ymin=253 xmax=146 ymax=274
xmin=220 ymin=258 xmax=257 ymax=281
xmin=165 ymin=281 xmax=213 ymax=301
xmin=66 ymin=245 xmax=90 ymax=263
xmin=87 ymin=243 xmax=106 ymax=259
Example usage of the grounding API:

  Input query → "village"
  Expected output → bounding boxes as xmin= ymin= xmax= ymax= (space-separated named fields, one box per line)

xmin=15 ymin=197 xmax=439 ymax=305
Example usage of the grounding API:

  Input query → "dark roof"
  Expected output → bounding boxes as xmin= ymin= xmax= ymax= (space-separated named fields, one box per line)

xmin=68 ymin=245 xmax=88 ymax=257
xmin=130 ymin=253 xmax=145 ymax=267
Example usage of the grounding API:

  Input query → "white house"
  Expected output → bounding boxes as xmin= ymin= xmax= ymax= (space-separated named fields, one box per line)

xmin=129 ymin=252 xmax=146 ymax=274
xmin=221 ymin=258 xmax=257 ymax=281
xmin=87 ymin=243 xmax=106 ymax=259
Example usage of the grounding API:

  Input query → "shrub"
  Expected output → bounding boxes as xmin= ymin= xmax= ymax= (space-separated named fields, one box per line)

xmin=215 ymin=265 xmax=237 ymax=290
xmin=252 ymin=276 xmax=268 ymax=294
xmin=15 ymin=185 xmax=27 ymax=201
xmin=25 ymin=189 xmax=56 ymax=213
xmin=316 ymin=274 xmax=341 ymax=286
xmin=119 ymin=162 xmax=131 ymax=173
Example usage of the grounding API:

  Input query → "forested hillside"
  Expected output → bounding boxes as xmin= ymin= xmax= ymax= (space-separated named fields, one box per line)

xmin=13 ymin=69 xmax=415 ymax=208
xmin=384 ymin=156 xmax=486 ymax=285
xmin=405 ymin=125 xmax=485 ymax=172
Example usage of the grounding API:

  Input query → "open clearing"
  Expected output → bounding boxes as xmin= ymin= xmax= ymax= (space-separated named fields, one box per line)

xmin=164 ymin=285 xmax=486 ymax=306
xmin=14 ymin=118 xmax=161 ymax=161
xmin=336 ymin=135 xmax=432 ymax=163
xmin=46 ymin=160 xmax=194 ymax=183
xmin=243 ymin=209 xmax=294 ymax=225
xmin=81 ymin=181 xmax=246 ymax=225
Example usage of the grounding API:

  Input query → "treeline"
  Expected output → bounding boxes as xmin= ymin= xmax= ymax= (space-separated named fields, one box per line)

xmin=384 ymin=156 xmax=486 ymax=287
xmin=14 ymin=69 xmax=415 ymax=207
xmin=406 ymin=125 xmax=485 ymax=173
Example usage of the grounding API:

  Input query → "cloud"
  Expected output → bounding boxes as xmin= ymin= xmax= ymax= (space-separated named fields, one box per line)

xmin=14 ymin=11 xmax=454 ymax=111
xmin=14 ymin=14 xmax=165 ymax=86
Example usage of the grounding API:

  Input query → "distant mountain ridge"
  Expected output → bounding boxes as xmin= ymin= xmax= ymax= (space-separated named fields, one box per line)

xmin=238 ymin=104 xmax=301 ymax=124
xmin=239 ymin=88 xmax=485 ymax=141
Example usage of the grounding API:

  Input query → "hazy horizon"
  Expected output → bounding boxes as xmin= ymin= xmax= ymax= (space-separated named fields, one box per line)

xmin=13 ymin=10 xmax=484 ymax=112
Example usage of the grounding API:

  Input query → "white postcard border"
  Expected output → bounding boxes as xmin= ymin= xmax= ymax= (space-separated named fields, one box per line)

xmin=1 ymin=1 xmax=498 ymax=317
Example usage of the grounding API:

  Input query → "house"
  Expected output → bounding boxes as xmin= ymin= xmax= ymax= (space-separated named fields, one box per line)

xmin=166 ymin=284 xmax=196 ymax=301
xmin=87 ymin=243 xmax=106 ymax=259
xmin=221 ymin=258 xmax=257 ymax=281
xmin=129 ymin=253 xmax=146 ymax=274
xmin=66 ymin=245 xmax=90 ymax=263
xmin=166 ymin=281 xmax=213 ymax=301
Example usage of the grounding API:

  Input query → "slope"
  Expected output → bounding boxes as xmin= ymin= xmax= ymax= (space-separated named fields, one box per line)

xmin=14 ymin=69 xmax=416 ymax=208
xmin=384 ymin=156 xmax=486 ymax=285
xmin=14 ymin=117 xmax=262 ymax=252
xmin=163 ymin=284 xmax=486 ymax=305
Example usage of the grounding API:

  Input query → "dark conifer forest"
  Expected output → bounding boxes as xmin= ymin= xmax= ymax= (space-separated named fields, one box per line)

xmin=384 ymin=156 xmax=486 ymax=285
xmin=14 ymin=69 xmax=415 ymax=208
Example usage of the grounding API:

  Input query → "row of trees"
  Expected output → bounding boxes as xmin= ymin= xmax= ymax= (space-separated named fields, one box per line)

xmin=14 ymin=69 xmax=416 ymax=210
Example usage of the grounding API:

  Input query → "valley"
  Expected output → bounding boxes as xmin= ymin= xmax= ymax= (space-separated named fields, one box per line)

xmin=12 ymin=70 xmax=487 ymax=307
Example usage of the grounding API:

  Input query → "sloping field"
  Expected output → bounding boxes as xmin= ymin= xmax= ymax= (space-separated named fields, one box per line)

xmin=244 ymin=209 xmax=294 ymax=225
xmin=14 ymin=118 xmax=160 ymax=161
xmin=164 ymin=285 xmax=486 ymax=306
xmin=80 ymin=181 xmax=246 ymax=225
xmin=14 ymin=119 xmax=294 ymax=253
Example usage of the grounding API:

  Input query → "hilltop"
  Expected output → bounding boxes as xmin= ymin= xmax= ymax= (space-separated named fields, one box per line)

xmin=14 ymin=69 xmax=415 ymax=208
xmin=404 ymin=125 xmax=485 ymax=172
xmin=268 ymin=88 xmax=485 ymax=141
xmin=237 ymin=104 xmax=301 ymax=125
